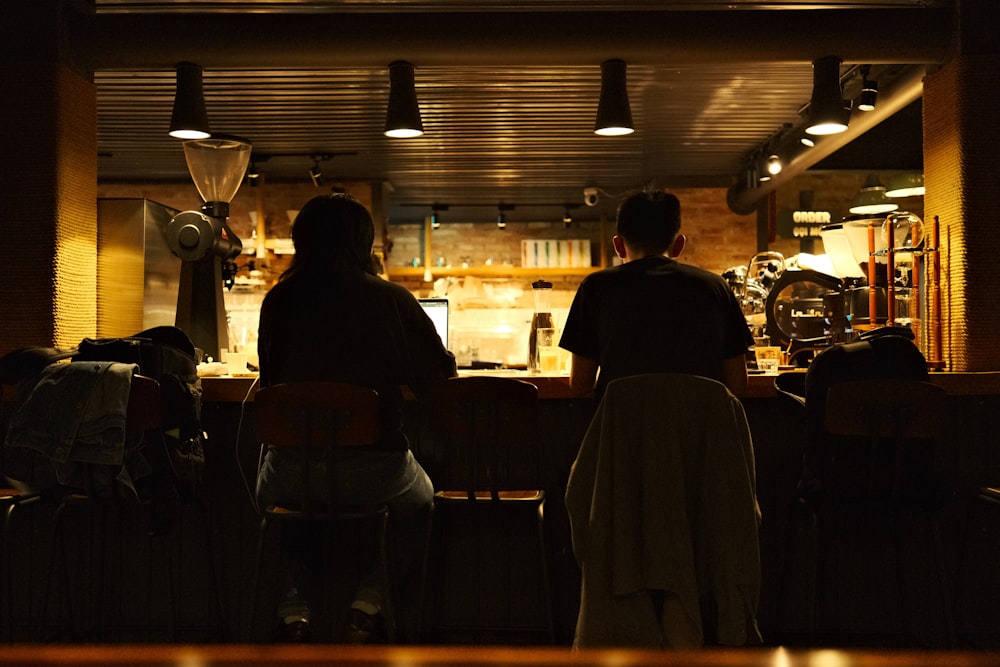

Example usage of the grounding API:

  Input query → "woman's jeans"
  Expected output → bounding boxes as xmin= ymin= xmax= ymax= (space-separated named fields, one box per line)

xmin=256 ymin=447 xmax=434 ymax=623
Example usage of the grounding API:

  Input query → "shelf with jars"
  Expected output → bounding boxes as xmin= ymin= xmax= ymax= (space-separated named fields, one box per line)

xmin=383 ymin=217 xmax=611 ymax=282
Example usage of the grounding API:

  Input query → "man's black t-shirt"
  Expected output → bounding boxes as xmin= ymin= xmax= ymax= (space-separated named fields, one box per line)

xmin=560 ymin=255 xmax=753 ymax=399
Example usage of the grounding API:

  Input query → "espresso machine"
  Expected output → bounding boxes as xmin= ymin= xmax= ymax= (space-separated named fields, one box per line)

xmin=165 ymin=135 xmax=251 ymax=361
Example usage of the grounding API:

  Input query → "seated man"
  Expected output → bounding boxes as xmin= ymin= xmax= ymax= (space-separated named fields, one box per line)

xmin=560 ymin=190 xmax=753 ymax=400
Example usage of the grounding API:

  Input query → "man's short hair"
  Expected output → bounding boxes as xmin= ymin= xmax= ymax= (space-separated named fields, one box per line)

xmin=616 ymin=190 xmax=681 ymax=255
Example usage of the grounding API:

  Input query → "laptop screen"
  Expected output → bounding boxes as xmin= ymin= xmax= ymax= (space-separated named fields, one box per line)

xmin=418 ymin=298 xmax=449 ymax=349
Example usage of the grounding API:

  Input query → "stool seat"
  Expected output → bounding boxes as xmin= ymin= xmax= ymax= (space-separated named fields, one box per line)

xmin=249 ymin=381 xmax=398 ymax=643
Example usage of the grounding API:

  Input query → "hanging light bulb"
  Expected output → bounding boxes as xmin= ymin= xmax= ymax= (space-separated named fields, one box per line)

xmin=384 ymin=61 xmax=424 ymax=138
xmin=594 ymin=59 xmax=635 ymax=136
xmin=169 ymin=62 xmax=211 ymax=140
xmin=805 ymin=56 xmax=850 ymax=136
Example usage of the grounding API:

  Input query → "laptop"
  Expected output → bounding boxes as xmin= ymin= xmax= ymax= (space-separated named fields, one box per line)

xmin=418 ymin=298 xmax=450 ymax=349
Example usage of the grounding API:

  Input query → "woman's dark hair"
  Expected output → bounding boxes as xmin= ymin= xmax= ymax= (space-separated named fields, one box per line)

xmin=280 ymin=193 xmax=377 ymax=280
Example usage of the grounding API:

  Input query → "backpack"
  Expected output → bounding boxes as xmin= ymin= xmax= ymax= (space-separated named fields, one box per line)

xmin=73 ymin=325 xmax=205 ymax=498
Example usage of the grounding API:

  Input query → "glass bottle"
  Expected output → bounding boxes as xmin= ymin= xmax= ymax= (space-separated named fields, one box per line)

xmin=527 ymin=279 xmax=554 ymax=372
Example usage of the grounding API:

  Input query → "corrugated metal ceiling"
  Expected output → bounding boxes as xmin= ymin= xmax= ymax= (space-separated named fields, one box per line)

xmin=89 ymin=0 xmax=951 ymax=223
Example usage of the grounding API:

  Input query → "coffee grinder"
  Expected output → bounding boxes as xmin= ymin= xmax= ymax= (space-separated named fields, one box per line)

xmin=165 ymin=135 xmax=251 ymax=361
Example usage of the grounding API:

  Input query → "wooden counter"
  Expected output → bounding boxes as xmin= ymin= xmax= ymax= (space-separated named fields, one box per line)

xmin=198 ymin=369 xmax=1000 ymax=403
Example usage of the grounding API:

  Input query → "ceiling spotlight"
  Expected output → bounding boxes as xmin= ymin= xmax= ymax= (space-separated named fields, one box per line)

xmin=594 ymin=59 xmax=635 ymax=136
xmin=805 ymin=56 xmax=850 ymax=136
xmin=384 ymin=61 xmax=424 ymax=138
xmin=563 ymin=207 xmax=573 ymax=228
xmin=849 ymin=174 xmax=899 ymax=215
xmin=766 ymin=154 xmax=783 ymax=176
xmin=429 ymin=203 xmax=448 ymax=229
xmin=246 ymin=161 xmax=260 ymax=186
xmin=169 ymin=61 xmax=211 ymax=140
xmin=309 ymin=160 xmax=323 ymax=187
xmin=800 ymin=135 xmax=816 ymax=148
xmin=886 ymin=172 xmax=925 ymax=198
xmin=857 ymin=65 xmax=878 ymax=112
xmin=496 ymin=203 xmax=514 ymax=229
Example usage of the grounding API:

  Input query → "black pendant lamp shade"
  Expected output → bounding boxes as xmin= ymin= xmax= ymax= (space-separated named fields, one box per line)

xmin=805 ymin=56 xmax=850 ymax=136
xmin=169 ymin=61 xmax=211 ymax=140
xmin=385 ymin=61 xmax=424 ymax=138
xmin=594 ymin=59 xmax=635 ymax=136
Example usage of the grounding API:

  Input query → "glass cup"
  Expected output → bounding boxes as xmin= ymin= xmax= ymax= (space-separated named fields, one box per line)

xmin=535 ymin=328 xmax=560 ymax=373
xmin=225 ymin=352 xmax=249 ymax=375
xmin=754 ymin=346 xmax=782 ymax=373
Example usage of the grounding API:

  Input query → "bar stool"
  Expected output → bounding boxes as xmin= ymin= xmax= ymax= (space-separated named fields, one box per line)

xmin=248 ymin=381 xmax=397 ymax=643
xmin=813 ymin=378 xmax=955 ymax=647
xmin=418 ymin=376 xmax=554 ymax=644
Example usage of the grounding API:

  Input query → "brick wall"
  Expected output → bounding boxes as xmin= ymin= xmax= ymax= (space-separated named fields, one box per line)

xmin=96 ymin=173 xmax=913 ymax=292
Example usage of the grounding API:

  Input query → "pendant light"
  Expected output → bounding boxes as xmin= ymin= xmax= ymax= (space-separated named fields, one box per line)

xmin=805 ymin=56 xmax=850 ymax=136
xmin=886 ymin=172 xmax=925 ymax=198
xmin=849 ymin=174 xmax=899 ymax=215
xmin=384 ymin=61 xmax=424 ymax=138
xmin=169 ymin=62 xmax=211 ymax=140
xmin=594 ymin=59 xmax=634 ymax=136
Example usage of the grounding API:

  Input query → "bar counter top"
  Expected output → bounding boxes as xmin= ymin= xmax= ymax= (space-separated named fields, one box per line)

xmin=198 ymin=369 xmax=1000 ymax=403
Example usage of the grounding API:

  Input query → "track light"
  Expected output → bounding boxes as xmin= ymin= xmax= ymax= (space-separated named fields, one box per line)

xmin=169 ymin=62 xmax=211 ymax=140
xmin=849 ymin=174 xmax=899 ymax=215
xmin=246 ymin=161 xmax=260 ymax=186
xmin=384 ymin=61 xmax=424 ymax=138
xmin=429 ymin=204 xmax=448 ymax=229
xmin=805 ymin=56 xmax=850 ymax=136
xmin=766 ymin=154 xmax=783 ymax=176
xmin=496 ymin=203 xmax=514 ymax=229
xmin=594 ymin=59 xmax=635 ymax=136
xmin=309 ymin=160 xmax=323 ymax=187
xmin=857 ymin=65 xmax=878 ymax=112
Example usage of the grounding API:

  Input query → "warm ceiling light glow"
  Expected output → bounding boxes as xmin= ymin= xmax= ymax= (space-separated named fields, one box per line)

xmin=857 ymin=69 xmax=879 ymax=112
xmin=886 ymin=172 xmax=925 ymax=198
xmin=805 ymin=56 xmax=850 ymax=136
xmin=384 ymin=61 xmax=424 ymax=138
xmin=766 ymin=154 xmax=783 ymax=176
xmin=169 ymin=61 xmax=211 ymax=140
xmin=849 ymin=175 xmax=899 ymax=215
xmin=594 ymin=59 xmax=635 ymax=136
